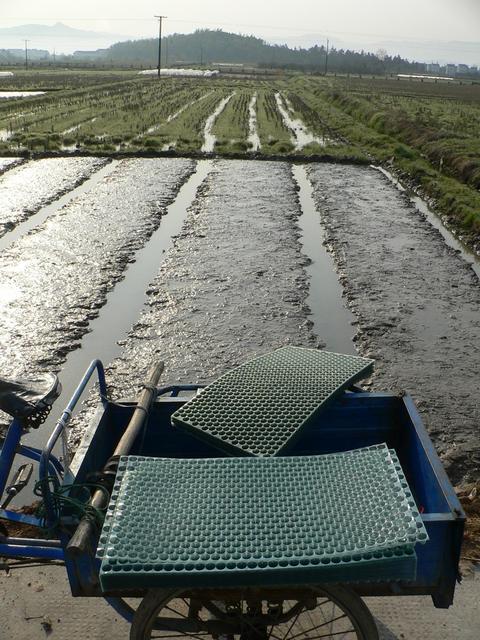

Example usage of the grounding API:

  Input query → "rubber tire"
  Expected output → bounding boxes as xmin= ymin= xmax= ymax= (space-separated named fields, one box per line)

xmin=129 ymin=585 xmax=379 ymax=640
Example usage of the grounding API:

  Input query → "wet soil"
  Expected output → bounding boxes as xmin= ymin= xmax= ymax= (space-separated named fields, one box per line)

xmin=37 ymin=161 xmax=214 ymax=453
xmin=308 ymin=163 xmax=480 ymax=483
xmin=98 ymin=159 xmax=316 ymax=406
xmin=0 ymin=158 xmax=108 ymax=237
xmin=457 ymin=484 xmax=480 ymax=571
xmin=0 ymin=157 xmax=23 ymax=174
xmin=0 ymin=159 xmax=194 ymax=400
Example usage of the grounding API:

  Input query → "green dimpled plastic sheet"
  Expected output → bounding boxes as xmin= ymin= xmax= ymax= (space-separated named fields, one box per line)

xmin=98 ymin=444 xmax=428 ymax=591
xmin=171 ymin=347 xmax=375 ymax=457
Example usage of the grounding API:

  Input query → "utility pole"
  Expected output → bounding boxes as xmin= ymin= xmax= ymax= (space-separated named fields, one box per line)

xmin=154 ymin=15 xmax=167 ymax=78
xmin=24 ymin=39 xmax=29 ymax=71
xmin=324 ymin=38 xmax=329 ymax=76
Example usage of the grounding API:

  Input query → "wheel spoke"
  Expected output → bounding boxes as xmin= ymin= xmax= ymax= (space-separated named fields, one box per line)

xmin=300 ymin=630 xmax=356 ymax=640
xmin=281 ymin=605 xmax=304 ymax=640
xmin=268 ymin=604 xmax=287 ymax=640
xmin=288 ymin=613 xmax=348 ymax=640
xmin=150 ymin=634 xmax=208 ymax=639
xmin=151 ymin=631 xmax=209 ymax=640
xmin=164 ymin=604 xmax=187 ymax=617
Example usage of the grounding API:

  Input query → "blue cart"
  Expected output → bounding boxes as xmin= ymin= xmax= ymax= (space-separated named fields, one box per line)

xmin=0 ymin=357 xmax=465 ymax=640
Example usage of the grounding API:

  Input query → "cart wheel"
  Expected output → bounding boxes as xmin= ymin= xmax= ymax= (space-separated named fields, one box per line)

xmin=129 ymin=586 xmax=379 ymax=640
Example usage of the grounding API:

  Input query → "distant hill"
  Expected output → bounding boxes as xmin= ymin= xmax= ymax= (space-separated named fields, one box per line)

xmin=95 ymin=29 xmax=427 ymax=74
xmin=0 ymin=22 xmax=127 ymax=55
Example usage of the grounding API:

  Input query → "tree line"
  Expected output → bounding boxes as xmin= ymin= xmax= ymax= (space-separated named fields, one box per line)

xmin=92 ymin=29 xmax=427 ymax=74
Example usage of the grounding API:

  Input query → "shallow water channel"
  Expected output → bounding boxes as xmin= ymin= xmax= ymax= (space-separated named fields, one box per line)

xmin=293 ymin=164 xmax=356 ymax=353
xmin=0 ymin=161 xmax=116 ymax=252
xmin=30 ymin=160 xmax=214 ymax=448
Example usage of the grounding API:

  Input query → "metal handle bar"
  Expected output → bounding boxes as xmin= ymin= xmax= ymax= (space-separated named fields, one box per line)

xmin=39 ymin=359 xmax=108 ymax=525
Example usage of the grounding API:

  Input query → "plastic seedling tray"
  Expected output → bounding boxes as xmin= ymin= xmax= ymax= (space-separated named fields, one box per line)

xmin=171 ymin=347 xmax=374 ymax=457
xmin=98 ymin=444 xmax=428 ymax=591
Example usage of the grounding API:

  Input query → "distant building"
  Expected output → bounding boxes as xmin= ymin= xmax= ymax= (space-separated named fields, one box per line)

xmin=72 ymin=50 xmax=107 ymax=59
xmin=457 ymin=64 xmax=470 ymax=74
xmin=426 ymin=63 xmax=440 ymax=73
xmin=445 ymin=63 xmax=457 ymax=76
xmin=212 ymin=62 xmax=245 ymax=67
xmin=1 ymin=48 xmax=49 ymax=60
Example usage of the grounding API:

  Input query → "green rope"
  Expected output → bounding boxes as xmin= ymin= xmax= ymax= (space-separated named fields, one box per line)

xmin=33 ymin=476 xmax=110 ymax=537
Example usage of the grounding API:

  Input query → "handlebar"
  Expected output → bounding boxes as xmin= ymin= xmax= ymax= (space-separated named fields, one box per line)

xmin=39 ymin=360 xmax=108 ymax=526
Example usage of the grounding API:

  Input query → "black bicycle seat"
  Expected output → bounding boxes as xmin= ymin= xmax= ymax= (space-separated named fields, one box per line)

xmin=0 ymin=373 xmax=61 ymax=428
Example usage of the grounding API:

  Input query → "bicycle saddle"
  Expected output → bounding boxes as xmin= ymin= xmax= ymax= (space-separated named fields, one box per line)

xmin=0 ymin=373 xmax=61 ymax=429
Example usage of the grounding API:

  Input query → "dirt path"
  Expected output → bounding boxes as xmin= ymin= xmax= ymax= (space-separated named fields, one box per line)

xmin=103 ymin=159 xmax=315 ymax=401
xmin=308 ymin=163 xmax=480 ymax=483
xmin=0 ymin=561 xmax=478 ymax=639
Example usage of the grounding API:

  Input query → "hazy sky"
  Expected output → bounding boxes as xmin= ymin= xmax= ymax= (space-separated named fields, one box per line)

xmin=1 ymin=0 xmax=480 ymax=42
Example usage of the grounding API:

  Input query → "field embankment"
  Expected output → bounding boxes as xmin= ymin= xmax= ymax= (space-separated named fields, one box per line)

xmin=292 ymin=76 xmax=480 ymax=247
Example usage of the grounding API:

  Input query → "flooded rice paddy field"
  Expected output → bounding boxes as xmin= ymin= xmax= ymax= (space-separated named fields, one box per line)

xmin=105 ymin=160 xmax=315 ymax=398
xmin=0 ymin=156 xmax=479 ymax=482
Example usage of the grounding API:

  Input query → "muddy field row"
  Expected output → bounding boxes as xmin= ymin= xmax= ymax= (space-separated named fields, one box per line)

xmin=0 ymin=158 xmax=193 ymax=390
xmin=0 ymin=157 xmax=478 ymax=482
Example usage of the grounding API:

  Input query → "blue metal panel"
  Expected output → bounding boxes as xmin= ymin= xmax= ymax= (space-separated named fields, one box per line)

xmin=0 ymin=508 xmax=43 ymax=527
xmin=0 ymin=543 xmax=64 ymax=560
xmin=18 ymin=445 xmax=63 ymax=476
xmin=0 ymin=418 xmax=23 ymax=497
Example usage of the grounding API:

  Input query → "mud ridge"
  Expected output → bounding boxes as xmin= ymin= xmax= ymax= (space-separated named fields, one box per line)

xmin=0 ymin=157 xmax=25 ymax=175
xmin=379 ymin=160 xmax=480 ymax=257
xmin=308 ymin=163 xmax=480 ymax=483
xmin=92 ymin=159 xmax=317 ymax=422
xmin=0 ymin=149 xmax=372 ymax=166
xmin=0 ymin=159 xmax=195 ymax=432
xmin=0 ymin=157 xmax=109 ymax=238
